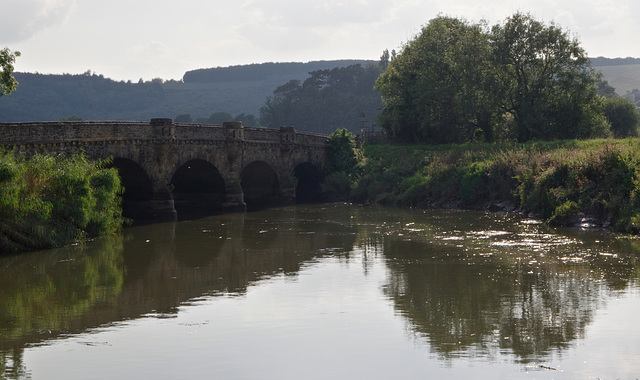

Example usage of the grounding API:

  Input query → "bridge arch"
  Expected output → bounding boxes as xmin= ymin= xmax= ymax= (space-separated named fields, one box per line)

xmin=240 ymin=161 xmax=280 ymax=209
xmin=293 ymin=162 xmax=324 ymax=203
xmin=109 ymin=157 xmax=154 ymax=219
xmin=170 ymin=159 xmax=226 ymax=218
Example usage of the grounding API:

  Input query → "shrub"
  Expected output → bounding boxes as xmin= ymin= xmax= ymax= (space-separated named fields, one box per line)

xmin=0 ymin=152 xmax=124 ymax=253
xmin=549 ymin=200 xmax=579 ymax=226
xmin=603 ymin=97 xmax=640 ymax=138
xmin=321 ymin=171 xmax=351 ymax=201
xmin=325 ymin=129 xmax=360 ymax=176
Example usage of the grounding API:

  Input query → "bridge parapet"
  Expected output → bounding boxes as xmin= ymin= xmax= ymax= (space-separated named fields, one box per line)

xmin=0 ymin=120 xmax=329 ymax=146
xmin=242 ymin=126 xmax=280 ymax=143
xmin=0 ymin=121 xmax=156 ymax=145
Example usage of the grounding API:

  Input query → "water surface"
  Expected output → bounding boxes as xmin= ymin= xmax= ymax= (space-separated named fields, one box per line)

xmin=1 ymin=204 xmax=639 ymax=379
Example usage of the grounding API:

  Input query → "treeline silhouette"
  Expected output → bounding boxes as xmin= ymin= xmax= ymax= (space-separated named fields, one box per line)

xmin=183 ymin=60 xmax=368 ymax=83
xmin=0 ymin=60 xmax=375 ymax=134
xmin=590 ymin=57 xmax=640 ymax=66
xmin=0 ymin=58 xmax=635 ymax=135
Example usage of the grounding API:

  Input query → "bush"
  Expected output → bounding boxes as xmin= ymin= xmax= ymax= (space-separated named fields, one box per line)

xmin=323 ymin=129 xmax=363 ymax=200
xmin=0 ymin=152 xmax=124 ymax=253
xmin=603 ymin=97 xmax=640 ymax=138
xmin=326 ymin=129 xmax=360 ymax=176
xmin=549 ymin=201 xmax=579 ymax=226
xmin=322 ymin=171 xmax=351 ymax=201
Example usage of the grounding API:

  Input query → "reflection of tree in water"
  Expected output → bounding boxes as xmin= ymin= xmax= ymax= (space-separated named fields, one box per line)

xmin=3 ymin=204 xmax=638 ymax=376
xmin=0 ymin=204 xmax=360 ymax=364
xmin=381 ymin=235 xmax=638 ymax=362
xmin=0 ymin=236 xmax=124 ymax=378
xmin=0 ymin=348 xmax=29 ymax=380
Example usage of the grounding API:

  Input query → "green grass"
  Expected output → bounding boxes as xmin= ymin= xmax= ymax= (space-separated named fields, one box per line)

xmin=351 ymin=138 xmax=640 ymax=233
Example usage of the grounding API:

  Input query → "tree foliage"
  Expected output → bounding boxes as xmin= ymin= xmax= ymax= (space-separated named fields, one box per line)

xmin=603 ymin=97 xmax=640 ymax=138
xmin=0 ymin=48 xmax=20 ymax=97
xmin=323 ymin=129 xmax=362 ymax=200
xmin=260 ymin=64 xmax=383 ymax=134
xmin=491 ymin=13 xmax=607 ymax=141
xmin=376 ymin=13 xmax=610 ymax=143
xmin=0 ymin=152 xmax=124 ymax=253
xmin=326 ymin=129 xmax=360 ymax=175
xmin=175 ymin=111 xmax=258 ymax=126
xmin=376 ymin=16 xmax=497 ymax=143
xmin=195 ymin=111 xmax=233 ymax=124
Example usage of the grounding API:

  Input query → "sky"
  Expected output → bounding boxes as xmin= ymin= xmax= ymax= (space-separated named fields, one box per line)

xmin=2 ymin=0 xmax=640 ymax=82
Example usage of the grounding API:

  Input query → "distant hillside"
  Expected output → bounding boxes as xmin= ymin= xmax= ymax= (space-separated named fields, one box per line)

xmin=0 ymin=60 xmax=375 ymax=126
xmin=590 ymin=57 xmax=640 ymax=66
xmin=183 ymin=60 xmax=370 ymax=83
xmin=591 ymin=57 xmax=640 ymax=95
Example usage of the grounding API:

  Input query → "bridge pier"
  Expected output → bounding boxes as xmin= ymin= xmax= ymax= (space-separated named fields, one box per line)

xmin=279 ymin=182 xmax=297 ymax=205
xmin=151 ymin=187 xmax=178 ymax=221
xmin=223 ymin=179 xmax=246 ymax=212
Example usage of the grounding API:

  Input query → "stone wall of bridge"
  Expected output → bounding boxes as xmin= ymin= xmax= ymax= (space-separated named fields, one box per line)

xmin=0 ymin=119 xmax=328 ymax=220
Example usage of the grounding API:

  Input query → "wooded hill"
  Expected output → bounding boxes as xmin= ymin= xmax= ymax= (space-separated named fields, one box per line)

xmin=592 ymin=57 xmax=640 ymax=96
xmin=0 ymin=57 xmax=637 ymax=134
xmin=0 ymin=60 xmax=373 ymax=128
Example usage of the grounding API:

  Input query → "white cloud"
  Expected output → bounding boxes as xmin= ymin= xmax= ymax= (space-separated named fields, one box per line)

xmin=129 ymin=40 xmax=173 ymax=58
xmin=5 ymin=0 xmax=640 ymax=81
xmin=0 ymin=0 xmax=76 ymax=43
xmin=240 ymin=0 xmax=385 ymax=28
xmin=231 ymin=0 xmax=423 ymax=60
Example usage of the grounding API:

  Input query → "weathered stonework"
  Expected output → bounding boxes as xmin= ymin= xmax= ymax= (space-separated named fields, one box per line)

xmin=0 ymin=119 xmax=328 ymax=220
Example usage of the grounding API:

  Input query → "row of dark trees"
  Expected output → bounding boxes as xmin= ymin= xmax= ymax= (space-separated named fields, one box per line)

xmin=175 ymin=63 xmax=383 ymax=134
xmin=258 ymin=64 xmax=383 ymax=134
xmin=175 ymin=111 xmax=258 ymax=126
xmin=375 ymin=13 xmax=639 ymax=143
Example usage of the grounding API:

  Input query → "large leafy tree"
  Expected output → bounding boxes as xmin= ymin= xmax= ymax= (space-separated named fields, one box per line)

xmin=376 ymin=13 xmax=609 ymax=143
xmin=491 ymin=12 xmax=608 ymax=141
xmin=0 ymin=48 xmax=20 ymax=96
xmin=375 ymin=16 xmax=498 ymax=143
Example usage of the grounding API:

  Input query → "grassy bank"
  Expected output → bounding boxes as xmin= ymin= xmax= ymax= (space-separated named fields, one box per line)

xmin=0 ymin=151 xmax=124 ymax=253
xmin=348 ymin=139 xmax=640 ymax=233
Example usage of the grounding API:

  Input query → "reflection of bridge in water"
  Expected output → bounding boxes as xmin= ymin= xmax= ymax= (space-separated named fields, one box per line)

xmin=0 ymin=119 xmax=328 ymax=220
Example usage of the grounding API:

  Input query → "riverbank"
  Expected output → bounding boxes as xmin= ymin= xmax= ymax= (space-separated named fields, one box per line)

xmin=0 ymin=151 xmax=124 ymax=253
xmin=349 ymin=139 xmax=640 ymax=234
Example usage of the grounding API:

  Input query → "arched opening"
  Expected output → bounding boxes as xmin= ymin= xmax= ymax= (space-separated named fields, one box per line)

xmin=110 ymin=158 xmax=154 ymax=220
xmin=240 ymin=161 xmax=279 ymax=210
xmin=171 ymin=159 xmax=226 ymax=219
xmin=293 ymin=162 xmax=324 ymax=203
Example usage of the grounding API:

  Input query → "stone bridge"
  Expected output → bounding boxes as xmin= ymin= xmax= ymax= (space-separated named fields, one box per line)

xmin=0 ymin=119 xmax=328 ymax=220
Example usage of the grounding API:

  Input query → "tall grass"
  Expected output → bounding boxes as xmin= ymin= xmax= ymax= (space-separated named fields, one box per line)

xmin=351 ymin=139 xmax=640 ymax=233
xmin=0 ymin=151 xmax=124 ymax=253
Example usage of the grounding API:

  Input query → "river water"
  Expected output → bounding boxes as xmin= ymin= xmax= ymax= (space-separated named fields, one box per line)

xmin=1 ymin=203 xmax=639 ymax=379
